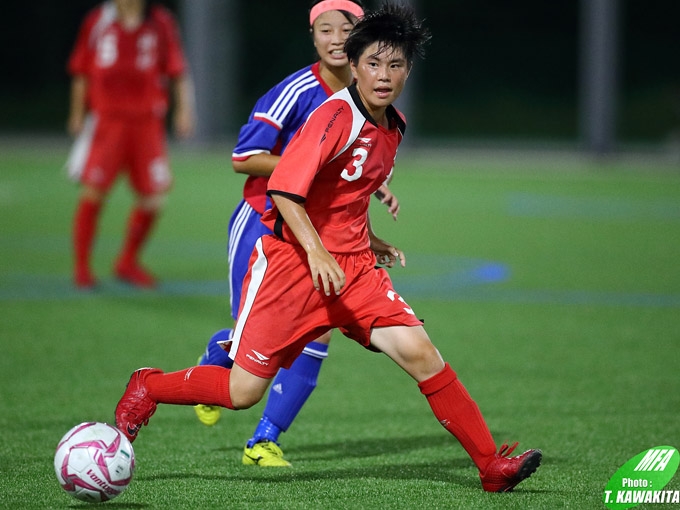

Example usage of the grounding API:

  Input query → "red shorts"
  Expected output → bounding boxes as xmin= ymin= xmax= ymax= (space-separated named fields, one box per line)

xmin=74 ymin=114 xmax=171 ymax=195
xmin=230 ymin=235 xmax=423 ymax=378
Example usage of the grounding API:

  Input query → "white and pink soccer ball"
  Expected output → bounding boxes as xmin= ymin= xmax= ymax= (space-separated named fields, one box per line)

xmin=54 ymin=422 xmax=135 ymax=503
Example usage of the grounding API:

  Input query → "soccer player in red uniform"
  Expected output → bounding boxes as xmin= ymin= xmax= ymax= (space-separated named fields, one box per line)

xmin=66 ymin=0 xmax=195 ymax=288
xmin=115 ymin=3 xmax=542 ymax=492
xmin=194 ymin=0 xmax=404 ymax=468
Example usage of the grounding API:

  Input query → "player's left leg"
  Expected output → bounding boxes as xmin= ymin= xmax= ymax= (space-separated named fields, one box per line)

xmin=114 ymin=195 xmax=163 ymax=287
xmin=115 ymin=119 xmax=170 ymax=287
xmin=243 ymin=332 xmax=331 ymax=467
xmin=370 ymin=325 xmax=541 ymax=492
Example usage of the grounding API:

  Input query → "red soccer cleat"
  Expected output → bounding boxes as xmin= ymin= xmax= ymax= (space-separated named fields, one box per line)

xmin=115 ymin=368 xmax=162 ymax=443
xmin=479 ymin=442 xmax=542 ymax=492
xmin=114 ymin=261 xmax=157 ymax=288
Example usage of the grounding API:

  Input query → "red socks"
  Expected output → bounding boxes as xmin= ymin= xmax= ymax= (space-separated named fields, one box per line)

xmin=145 ymin=366 xmax=234 ymax=409
xmin=73 ymin=198 xmax=102 ymax=280
xmin=118 ymin=207 xmax=157 ymax=267
xmin=419 ymin=363 xmax=497 ymax=472
xmin=73 ymin=201 xmax=157 ymax=276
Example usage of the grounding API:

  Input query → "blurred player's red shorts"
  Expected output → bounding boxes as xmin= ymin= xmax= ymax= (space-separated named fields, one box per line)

xmin=72 ymin=114 xmax=171 ymax=195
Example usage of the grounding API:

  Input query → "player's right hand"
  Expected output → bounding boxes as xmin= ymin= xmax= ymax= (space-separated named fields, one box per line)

xmin=307 ymin=249 xmax=345 ymax=296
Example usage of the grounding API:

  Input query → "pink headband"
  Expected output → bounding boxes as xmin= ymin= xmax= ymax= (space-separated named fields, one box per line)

xmin=309 ymin=0 xmax=364 ymax=26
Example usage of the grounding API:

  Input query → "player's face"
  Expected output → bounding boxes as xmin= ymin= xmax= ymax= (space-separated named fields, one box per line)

xmin=312 ymin=10 xmax=355 ymax=69
xmin=350 ymin=42 xmax=410 ymax=118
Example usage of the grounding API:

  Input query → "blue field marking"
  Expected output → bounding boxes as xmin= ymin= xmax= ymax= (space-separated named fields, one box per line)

xmin=0 ymin=273 xmax=229 ymax=301
xmin=0 ymin=255 xmax=503 ymax=302
xmin=1 ymin=254 xmax=679 ymax=307
xmin=507 ymin=192 xmax=680 ymax=221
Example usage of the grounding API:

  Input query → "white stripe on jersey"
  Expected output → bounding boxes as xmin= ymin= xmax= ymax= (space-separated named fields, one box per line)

xmin=328 ymin=88 xmax=367 ymax=163
xmin=232 ymin=148 xmax=271 ymax=159
xmin=228 ymin=201 xmax=255 ymax=310
xmin=90 ymin=1 xmax=118 ymax=46
xmin=229 ymin=236 xmax=268 ymax=361
xmin=256 ymin=71 xmax=319 ymax=127
xmin=274 ymin=81 xmax=321 ymax=126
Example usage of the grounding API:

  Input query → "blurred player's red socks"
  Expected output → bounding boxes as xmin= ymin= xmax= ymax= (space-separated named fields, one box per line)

xmin=419 ymin=363 xmax=497 ymax=472
xmin=73 ymin=198 xmax=102 ymax=287
xmin=115 ymin=207 xmax=158 ymax=286
xmin=118 ymin=207 xmax=157 ymax=267
xmin=145 ymin=366 xmax=234 ymax=409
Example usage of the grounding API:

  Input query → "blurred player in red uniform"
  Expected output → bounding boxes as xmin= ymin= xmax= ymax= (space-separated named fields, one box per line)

xmin=66 ymin=0 xmax=195 ymax=288
xmin=115 ymin=3 xmax=542 ymax=492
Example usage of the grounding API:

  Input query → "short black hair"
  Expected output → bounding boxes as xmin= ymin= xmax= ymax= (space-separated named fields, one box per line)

xmin=344 ymin=2 xmax=430 ymax=67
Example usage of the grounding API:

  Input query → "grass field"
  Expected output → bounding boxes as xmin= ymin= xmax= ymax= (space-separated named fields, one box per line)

xmin=1 ymin=139 xmax=679 ymax=509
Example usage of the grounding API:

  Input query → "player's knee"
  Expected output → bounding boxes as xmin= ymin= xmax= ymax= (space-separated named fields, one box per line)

xmin=137 ymin=193 xmax=166 ymax=211
xmin=230 ymin=391 xmax=262 ymax=410
xmin=399 ymin=337 xmax=445 ymax=379
xmin=81 ymin=185 xmax=105 ymax=203
xmin=228 ymin=368 xmax=269 ymax=409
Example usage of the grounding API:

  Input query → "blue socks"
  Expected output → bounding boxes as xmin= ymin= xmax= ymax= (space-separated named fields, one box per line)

xmin=247 ymin=341 xmax=328 ymax=446
xmin=198 ymin=328 xmax=234 ymax=368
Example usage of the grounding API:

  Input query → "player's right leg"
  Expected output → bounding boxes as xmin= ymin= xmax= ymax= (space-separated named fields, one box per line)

xmin=73 ymin=186 xmax=104 ymax=288
xmin=71 ymin=117 xmax=123 ymax=289
xmin=194 ymin=328 xmax=234 ymax=426
xmin=115 ymin=363 xmax=271 ymax=443
xmin=194 ymin=200 xmax=270 ymax=425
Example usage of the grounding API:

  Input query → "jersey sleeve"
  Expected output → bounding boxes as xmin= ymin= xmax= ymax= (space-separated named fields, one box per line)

xmin=267 ymin=98 xmax=353 ymax=201
xmin=67 ymin=10 xmax=97 ymax=76
xmin=232 ymin=66 xmax=317 ymax=161
xmin=232 ymin=95 xmax=283 ymax=161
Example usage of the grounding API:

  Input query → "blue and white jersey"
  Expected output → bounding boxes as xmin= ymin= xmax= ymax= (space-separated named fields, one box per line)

xmin=233 ymin=61 xmax=333 ymax=214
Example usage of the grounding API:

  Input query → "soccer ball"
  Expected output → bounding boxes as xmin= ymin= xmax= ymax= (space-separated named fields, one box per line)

xmin=54 ymin=422 xmax=135 ymax=503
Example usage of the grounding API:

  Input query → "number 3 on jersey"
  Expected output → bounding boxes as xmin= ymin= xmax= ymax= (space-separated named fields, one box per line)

xmin=341 ymin=147 xmax=368 ymax=182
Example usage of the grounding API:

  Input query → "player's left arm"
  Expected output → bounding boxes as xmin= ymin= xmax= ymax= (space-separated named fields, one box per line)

xmin=373 ymin=164 xmax=399 ymax=220
xmin=170 ymin=74 xmax=195 ymax=139
xmin=367 ymin=213 xmax=405 ymax=268
xmin=159 ymin=7 xmax=195 ymax=139
xmin=270 ymin=193 xmax=346 ymax=296
xmin=374 ymin=183 xmax=400 ymax=221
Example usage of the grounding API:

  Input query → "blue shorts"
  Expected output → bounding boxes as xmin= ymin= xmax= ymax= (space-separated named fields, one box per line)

xmin=227 ymin=199 xmax=272 ymax=320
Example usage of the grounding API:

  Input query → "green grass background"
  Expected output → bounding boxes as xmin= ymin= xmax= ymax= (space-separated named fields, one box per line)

xmin=0 ymin=140 xmax=679 ymax=509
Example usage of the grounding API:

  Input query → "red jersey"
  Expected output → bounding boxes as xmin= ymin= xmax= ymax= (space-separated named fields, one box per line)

xmin=263 ymin=84 xmax=405 ymax=254
xmin=68 ymin=2 xmax=186 ymax=118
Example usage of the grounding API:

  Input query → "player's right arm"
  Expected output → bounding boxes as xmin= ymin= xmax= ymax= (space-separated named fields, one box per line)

xmin=67 ymin=75 xmax=88 ymax=136
xmin=233 ymin=153 xmax=280 ymax=178
xmin=270 ymin=193 xmax=345 ymax=296
xmin=67 ymin=8 xmax=98 ymax=137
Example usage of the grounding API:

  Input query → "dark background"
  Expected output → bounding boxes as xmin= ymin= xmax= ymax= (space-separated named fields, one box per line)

xmin=2 ymin=1 xmax=679 ymax=146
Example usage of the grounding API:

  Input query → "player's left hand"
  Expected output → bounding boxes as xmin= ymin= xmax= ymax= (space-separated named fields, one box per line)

xmin=375 ymin=184 xmax=399 ymax=221
xmin=370 ymin=236 xmax=405 ymax=268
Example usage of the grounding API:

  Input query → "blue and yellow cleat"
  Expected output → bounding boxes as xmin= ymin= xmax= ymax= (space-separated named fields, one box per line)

xmin=242 ymin=440 xmax=292 ymax=467
xmin=193 ymin=354 xmax=221 ymax=426
xmin=194 ymin=403 xmax=221 ymax=426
